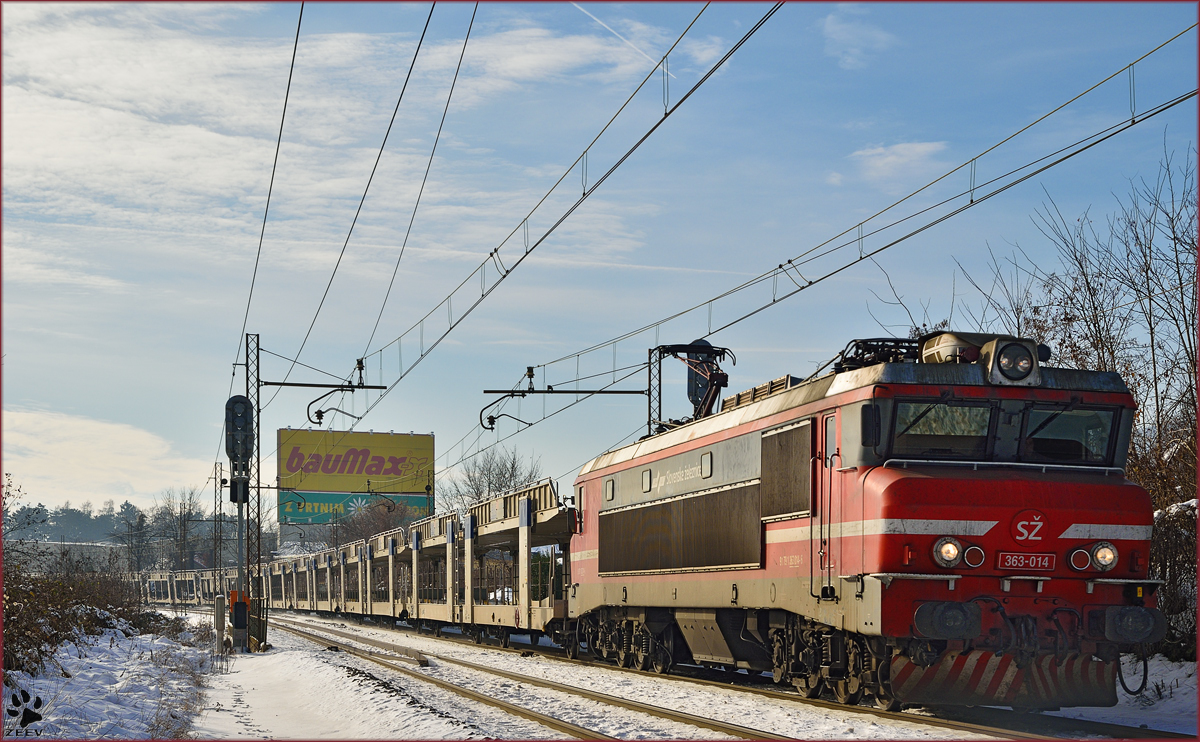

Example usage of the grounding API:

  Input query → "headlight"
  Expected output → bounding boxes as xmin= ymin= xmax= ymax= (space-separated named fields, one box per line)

xmin=1091 ymin=542 xmax=1118 ymax=571
xmin=998 ymin=343 xmax=1034 ymax=380
xmin=933 ymin=537 xmax=962 ymax=568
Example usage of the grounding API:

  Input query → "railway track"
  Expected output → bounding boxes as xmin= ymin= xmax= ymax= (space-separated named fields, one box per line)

xmin=271 ymin=620 xmax=616 ymax=740
xmin=272 ymin=615 xmax=800 ymax=740
xmin=271 ymin=614 xmax=1028 ymax=740
xmin=183 ymin=606 xmax=1193 ymax=740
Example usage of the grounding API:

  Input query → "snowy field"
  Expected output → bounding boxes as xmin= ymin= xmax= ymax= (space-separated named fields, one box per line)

xmin=3 ymin=610 xmax=1195 ymax=739
xmin=1046 ymin=654 xmax=1198 ymax=735
xmin=2 ymin=626 xmax=208 ymax=739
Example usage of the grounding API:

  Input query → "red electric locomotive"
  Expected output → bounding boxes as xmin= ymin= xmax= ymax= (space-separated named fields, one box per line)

xmin=567 ymin=332 xmax=1165 ymax=709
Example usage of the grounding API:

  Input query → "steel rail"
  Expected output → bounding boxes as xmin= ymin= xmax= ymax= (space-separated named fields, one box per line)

xmin=272 ymin=614 xmax=1028 ymax=740
xmin=185 ymin=606 xmax=1193 ymax=739
xmin=271 ymin=620 xmax=616 ymax=741
xmin=271 ymin=615 xmax=795 ymax=740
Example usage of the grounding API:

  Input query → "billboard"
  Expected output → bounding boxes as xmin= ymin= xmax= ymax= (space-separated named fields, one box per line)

xmin=278 ymin=491 xmax=431 ymax=525
xmin=277 ymin=429 xmax=434 ymax=525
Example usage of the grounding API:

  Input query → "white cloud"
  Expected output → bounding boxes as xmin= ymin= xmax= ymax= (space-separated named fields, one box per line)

xmin=826 ymin=171 xmax=844 ymax=186
xmin=681 ymin=35 xmax=725 ymax=67
xmin=2 ymin=408 xmax=213 ymax=511
xmin=850 ymin=141 xmax=947 ymax=184
xmin=822 ymin=4 xmax=896 ymax=70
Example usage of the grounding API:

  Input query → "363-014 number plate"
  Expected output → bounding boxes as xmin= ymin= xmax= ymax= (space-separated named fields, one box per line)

xmin=997 ymin=552 xmax=1056 ymax=570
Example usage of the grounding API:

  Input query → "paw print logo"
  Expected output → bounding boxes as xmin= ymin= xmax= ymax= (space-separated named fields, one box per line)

xmin=7 ymin=689 xmax=44 ymax=728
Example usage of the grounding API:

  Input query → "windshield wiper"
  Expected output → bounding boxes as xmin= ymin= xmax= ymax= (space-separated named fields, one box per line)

xmin=896 ymin=391 xmax=953 ymax=438
xmin=1026 ymin=397 xmax=1081 ymax=438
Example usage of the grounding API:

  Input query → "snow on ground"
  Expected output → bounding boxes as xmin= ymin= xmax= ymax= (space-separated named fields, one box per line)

xmin=12 ymin=607 xmax=1191 ymax=740
xmin=2 ymin=626 xmax=207 ymax=739
xmin=191 ymin=626 xmax=571 ymax=740
xmin=266 ymin=613 xmax=996 ymax=740
xmin=1047 ymin=654 xmax=1198 ymax=735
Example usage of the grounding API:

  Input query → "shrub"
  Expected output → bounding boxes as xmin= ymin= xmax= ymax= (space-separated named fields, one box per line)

xmin=1149 ymin=501 xmax=1197 ymax=661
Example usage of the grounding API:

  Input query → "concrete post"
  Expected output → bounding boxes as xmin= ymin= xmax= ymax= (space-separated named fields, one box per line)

xmin=518 ymin=497 xmax=532 ymax=632
xmin=463 ymin=515 xmax=475 ymax=625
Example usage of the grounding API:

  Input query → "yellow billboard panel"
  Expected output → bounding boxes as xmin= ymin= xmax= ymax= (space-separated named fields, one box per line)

xmin=277 ymin=429 xmax=433 ymax=494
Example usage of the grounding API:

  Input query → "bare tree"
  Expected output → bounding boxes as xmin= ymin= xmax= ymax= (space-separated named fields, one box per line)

xmin=109 ymin=501 xmax=150 ymax=572
xmin=150 ymin=486 xmax=207 ymax=571
xmin=1107 ymin=144 xmax=1198 ymax=511
xmin=437 ymin=446 xmax=543 ymax=514
xmin=320 ymin=499 xmax=417 ymax=548
xmin=2 ymin=474 xmax=48 ymax=568
xmin=953 ymin=143 xmax=1197 ymax=658
xmin=954 ymin=243 xmax=1043 ymax=338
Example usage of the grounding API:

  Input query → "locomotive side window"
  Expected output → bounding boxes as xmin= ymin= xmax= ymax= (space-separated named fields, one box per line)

xmin=642 ymin=469 xmax=652 ymax=492
xmin=1021 ymin=406 xmax=1116 ymax=465
xmin=891 ymin=400 xmax=994 ymax=459
xmin=604 ymin=479 xmax=615 ymax=501
xmin=761 ymin=420 xmax=811 ymax=518
xmin=824 ymin=416 xmax=838 ymax=465
xmin=700 ymin=452 xmax=713 ymax=478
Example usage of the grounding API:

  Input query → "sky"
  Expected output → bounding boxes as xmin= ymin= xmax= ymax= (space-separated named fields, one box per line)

xmin=2 ymin=2 xmax=1196 ymax=522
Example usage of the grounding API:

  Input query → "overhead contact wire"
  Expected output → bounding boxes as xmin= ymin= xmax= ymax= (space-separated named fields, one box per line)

xmin=364 ymin=2 xmax=479 ymax=355
xmin=350 ymin=3 xmax=779 ymax=428
xmin=264 ymin=3 xmax=437 ymax=411
xmin=447 ymin=89 xmax=1196 ymax=466
xmin=213 ymin=2 xmax=304 ymax=469
xmin=357 ymin=3 xmax=712 ymax=369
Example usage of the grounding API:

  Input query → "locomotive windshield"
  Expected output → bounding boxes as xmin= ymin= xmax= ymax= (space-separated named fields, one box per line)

xmin=887 ymin=398 xmax=1120 ymax=466
xmin=891 ymin=400 xmax=992 ymax=458
xmin=1021 ymin=405 xmax=1116 ymax=464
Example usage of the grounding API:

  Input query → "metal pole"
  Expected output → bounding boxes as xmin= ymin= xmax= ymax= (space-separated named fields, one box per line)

xmin=237 ymin=499 xmax=245 ymax=597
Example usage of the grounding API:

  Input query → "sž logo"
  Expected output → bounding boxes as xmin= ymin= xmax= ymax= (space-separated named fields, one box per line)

xmin=1010 ymin=509 xmax=1046 ymax=543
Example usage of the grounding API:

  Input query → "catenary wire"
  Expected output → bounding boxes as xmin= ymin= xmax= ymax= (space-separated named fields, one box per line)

xmin=385 ymin=19 xmax=1194 ymax=479
xmin=346 ymin=3 xmax=781 ymax=429
xmin=363 ymin=3 xmax=479 ymax=355
xmin=260 ymin=348 xmax=352 ymax=383
xmin=263 ymin=4 xmax=437 ymax=412
xmin=431 ymin=361 xmax=646 ymax=472
xmin=212 ymin=3 xmax=304 ymax=471
xmin=435 ymin=363 xmax=648 ymax=476
xmin=536 ymin=24 xmax=1197 ymax=368
xmin=437 ymin=89 xmax=1195 ymax=473
xmin=272 ymin=17 xmax=1190 ymax=497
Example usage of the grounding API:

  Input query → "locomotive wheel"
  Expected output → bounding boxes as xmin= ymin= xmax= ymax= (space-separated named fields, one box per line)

xmin=617 ymin=646 xmax=635 ymax=668
xmin=794 ymin=673 xmax=825 ymax=699
xmin=564 ymin=636 xmax=579 ymax=660
xmin=832 ymin=679 xmax=864 ymax=706
xmin=500 ymin=629 xmax=511 ymax=648
xmin=651 ymin=646 xmax=671 ymax=674
xmin=873 ymin=690 xmax=901 ymax=712
xmin=633 ymin=643 xmax=652 ymax=671
xmin=833 ymin=639 xmax=865 ymax=705
xmin=770 ymin=630 xmax=789 ymax=684
xmin=872 ymin=651 xmax=901 ymax=710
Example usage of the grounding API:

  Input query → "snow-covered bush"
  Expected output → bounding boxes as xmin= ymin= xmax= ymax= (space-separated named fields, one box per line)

xmin=1150 ymin=499 xmax=1197 ymax=661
